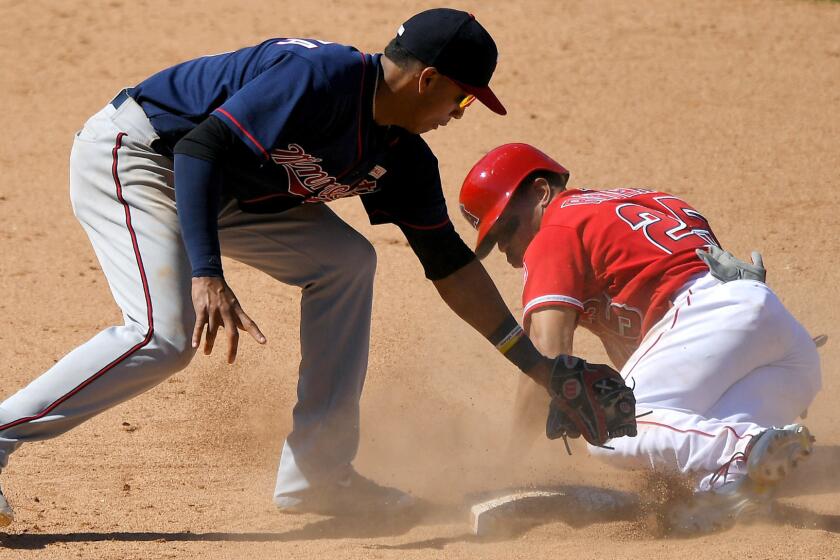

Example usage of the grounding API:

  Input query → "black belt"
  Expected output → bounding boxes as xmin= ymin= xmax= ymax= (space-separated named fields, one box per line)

xmin=110 ymin=87 xmax=136 ymax=109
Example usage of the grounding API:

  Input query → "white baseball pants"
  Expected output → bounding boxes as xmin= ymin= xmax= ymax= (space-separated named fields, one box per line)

xmin=0 ymin=97 xmax=375 ymax=499
xmin=589 ymin=272 xmax=821 ymax=490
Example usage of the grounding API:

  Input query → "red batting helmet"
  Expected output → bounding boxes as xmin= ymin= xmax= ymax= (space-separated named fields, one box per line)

xmin=459 ymin=143 xmax=569 ymax=258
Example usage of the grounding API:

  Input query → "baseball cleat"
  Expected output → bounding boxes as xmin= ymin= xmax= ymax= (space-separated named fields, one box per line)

xmin=666 ymin=424 xmax=815 ymax=535
xmin=665 ymin=476 xmax=774 ymax=535
xmin=275 ymin=469 xmax=415 ymax=516
xmin=0 ymin=483 xmax=14 ymax=527
xmin=746 ymin=424 xmax=815 ymax=486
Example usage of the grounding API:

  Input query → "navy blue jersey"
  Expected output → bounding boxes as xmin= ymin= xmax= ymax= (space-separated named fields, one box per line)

xmin=132 ymin=38 xmax=449 ymax=230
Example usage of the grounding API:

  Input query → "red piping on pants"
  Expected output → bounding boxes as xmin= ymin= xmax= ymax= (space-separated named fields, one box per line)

xmin=0 ymin=132 xmax=155 ymax=432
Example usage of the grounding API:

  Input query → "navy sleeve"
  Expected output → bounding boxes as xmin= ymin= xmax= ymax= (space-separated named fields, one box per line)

xmin=211 ymin=54 xmax=332 ymax=160
xmin=174 ymin=115 xmax=239 ymax=161
xmin=173 ymin=154 xmax=224 ymax=277
xmin=398 ymin=223 xmax=476 ymax=280
xmin=361 ymin=134 xmax=473 ymax=279
xmin=360 ymin=134 xmax=451 ymax=230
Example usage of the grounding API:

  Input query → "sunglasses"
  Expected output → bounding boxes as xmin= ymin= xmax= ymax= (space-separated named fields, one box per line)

xmin=442 ymin=74 xmax=476 ymax=110
xmin=458 ymin=93 xmax=477 ymax=110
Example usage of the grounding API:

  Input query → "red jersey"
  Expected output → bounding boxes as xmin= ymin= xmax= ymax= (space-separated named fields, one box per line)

xmin=522 ymin=188 xmax=717 ymax=367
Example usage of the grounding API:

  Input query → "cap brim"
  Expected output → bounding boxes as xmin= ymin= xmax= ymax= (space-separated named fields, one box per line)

xmin=453 ymin=79 xmax=507 ymax=116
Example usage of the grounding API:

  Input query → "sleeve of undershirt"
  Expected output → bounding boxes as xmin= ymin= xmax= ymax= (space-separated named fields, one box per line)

xmin=172 ymin=115 xmax=242 ymax=277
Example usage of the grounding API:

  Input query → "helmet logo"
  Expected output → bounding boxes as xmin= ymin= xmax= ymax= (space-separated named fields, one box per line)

xmin=460 ymin=204 xmax=480 ymax=229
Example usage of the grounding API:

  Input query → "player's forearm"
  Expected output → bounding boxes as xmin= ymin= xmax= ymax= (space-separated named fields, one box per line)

xmin=433 ymin=259 xmax=550 ymax=387
xmin=433 ymin=258 xmax=514 ymax=337
xmin=173 ymin=153 xmax=223 ymax=277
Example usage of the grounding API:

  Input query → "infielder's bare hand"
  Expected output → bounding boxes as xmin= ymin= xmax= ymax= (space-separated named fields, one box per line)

xmin=191 ymin=276 xmax=266 ymax=363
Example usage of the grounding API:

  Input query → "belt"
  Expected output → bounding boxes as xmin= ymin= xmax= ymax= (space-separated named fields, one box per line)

xmin=108 ymin=88 xmax=171 ymax=158
xmin=110 ymin=87 xmax=136 ymax=109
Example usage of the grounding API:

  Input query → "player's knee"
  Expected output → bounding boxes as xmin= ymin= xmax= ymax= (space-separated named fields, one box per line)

xmin=798 ymin=342 xmax=822 ymax=395
xmin=354 ymin=239 xmax=377 ymax=278
xmin=742 ymin=283 xmax=789 ymax=325
xmin=152 ymin=333 xmax=196 ymax=374
xmin=335 ymin=235 xmax=377 ymax=282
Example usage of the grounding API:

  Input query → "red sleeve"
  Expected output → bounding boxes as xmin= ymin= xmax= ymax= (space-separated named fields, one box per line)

xmin=522 ymin=225 xmax=589 ymax=328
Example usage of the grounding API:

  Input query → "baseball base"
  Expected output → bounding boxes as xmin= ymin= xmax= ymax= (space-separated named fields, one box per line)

xmin=469 ymin=486 xmax=639 ymax=537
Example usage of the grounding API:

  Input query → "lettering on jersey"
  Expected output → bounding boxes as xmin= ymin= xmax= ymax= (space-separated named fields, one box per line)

xmin=560 ymin=188 xmax=654 ymax=208
xmin=274 ymin=38 xmax=334 ymax=49
xmin=580 ymin=294 xmax=642 ymax=341
xmin=270 ymin=144 xmax=380 ymax=203
xmin=579 ymin=294 xmax=641 ymax=369
xmin=615 ymin=195 xmax=718 ymax=255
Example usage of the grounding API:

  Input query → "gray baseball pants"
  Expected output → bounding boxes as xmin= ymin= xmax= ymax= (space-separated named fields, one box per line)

xmin=0 ymin=97 xmax=375 ymax=500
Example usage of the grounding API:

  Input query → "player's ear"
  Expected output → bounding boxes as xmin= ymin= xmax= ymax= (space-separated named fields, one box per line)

xmin=532 ymin=177 xmax=553 ymax=208
xmin=417 ymin=67 xmax=439 ymax=94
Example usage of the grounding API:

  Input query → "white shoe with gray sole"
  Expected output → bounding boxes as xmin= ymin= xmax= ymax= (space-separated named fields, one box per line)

xmin=746 ymin=424 xmax=815 ymax=485
xmin=665 ymin=424 xmax=815 ymax=535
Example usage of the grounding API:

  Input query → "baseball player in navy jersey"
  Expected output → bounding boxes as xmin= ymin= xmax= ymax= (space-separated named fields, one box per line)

xmin=459 ymin=144 xmax=822 ymax=534
xmin=0 ymin=9 xmax=632 ymax=525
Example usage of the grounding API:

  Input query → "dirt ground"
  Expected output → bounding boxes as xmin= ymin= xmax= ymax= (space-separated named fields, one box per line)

xmin=1 ymin=0 xmax=839 ymax=558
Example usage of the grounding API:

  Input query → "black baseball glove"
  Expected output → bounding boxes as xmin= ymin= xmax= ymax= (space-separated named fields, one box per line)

xmin=546 ymin=355 xmax=637 ymax=447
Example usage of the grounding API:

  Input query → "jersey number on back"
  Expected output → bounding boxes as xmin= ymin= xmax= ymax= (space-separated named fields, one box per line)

xmin=274 ymin=38 xmax=333 ymax=49
xmin=615 ymin=196 xmax=718 ymax=254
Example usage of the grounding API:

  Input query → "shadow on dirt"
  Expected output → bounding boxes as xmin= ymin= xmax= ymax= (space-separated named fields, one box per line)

xmin=0 ymin=492 xmax=630 ymax=550
xmin=365 ymin=485 xmax=641 ymax=550
xmin=0 ymin=501 xmax=460 ymax=550
xmin=769 ymin=503 xmax=840 ymax=532
xmin=3 ymin=451 xmax=840 ymax=551
xmin=3 ymin=503 xmax=838 ymax=550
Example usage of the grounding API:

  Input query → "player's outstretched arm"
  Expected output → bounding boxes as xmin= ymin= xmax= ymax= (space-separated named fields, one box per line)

xmin=434 ymin=259 xmax=636 ymax=447
xmin=191 ymin=276 xmax=266 ymax=364
xmin=174 ymin=143 xmax=266 ymax=364
xmin=432 ymin=258 xmax=551 ymax=388
xmin=431 ymin=258 xmax=511 ymax=335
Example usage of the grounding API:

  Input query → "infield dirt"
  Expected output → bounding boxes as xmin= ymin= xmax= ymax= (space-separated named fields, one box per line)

xmin=0 ymin=1 xmax=838 ymax=558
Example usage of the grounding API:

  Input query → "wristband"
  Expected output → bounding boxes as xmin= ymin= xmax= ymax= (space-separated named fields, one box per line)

xmin=488 ymin=316 xmax=542 ymax=373
xmin=488 ymin=316 xmax=519 ymax=347
xmin=505 ymin=334 xmax=542 ymax=373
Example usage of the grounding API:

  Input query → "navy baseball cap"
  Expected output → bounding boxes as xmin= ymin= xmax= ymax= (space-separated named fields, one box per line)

xmin=395 ymin=8 xmax=507 ymax=115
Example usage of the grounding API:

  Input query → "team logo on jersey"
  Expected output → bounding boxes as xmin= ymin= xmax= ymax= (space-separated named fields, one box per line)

xmin=270 ymin=144 xmax=381 ymax=203
xmin=581 ymin=294 xmax=643 ymax=340
xmin=369 ymin=165 xmax=387 ymax=179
